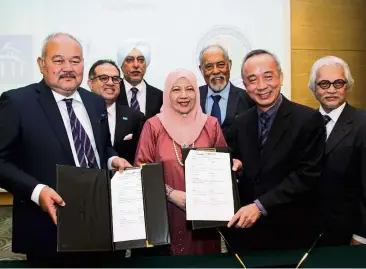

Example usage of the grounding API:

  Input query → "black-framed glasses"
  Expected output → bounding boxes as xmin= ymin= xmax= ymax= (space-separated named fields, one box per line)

xmin=91 ymin=75 xmax=122 ymax=84
xmin=316 ymin=79 xmax=347 ymax=90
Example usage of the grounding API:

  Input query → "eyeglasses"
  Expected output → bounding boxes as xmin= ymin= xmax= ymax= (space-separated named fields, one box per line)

xmin=316 ymin=79 xmax=347 ymax=90
xmin=91 ymin=75 xmax=122 ymax=84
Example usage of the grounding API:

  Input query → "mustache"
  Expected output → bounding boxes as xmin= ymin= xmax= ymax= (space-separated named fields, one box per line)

xmin=324 ymin=94 xmax=340 ymax=98
xmin=210 ymin=74 xmax=225 ymax=81
xmin=59 ymin=72 xmax=76 ymax=79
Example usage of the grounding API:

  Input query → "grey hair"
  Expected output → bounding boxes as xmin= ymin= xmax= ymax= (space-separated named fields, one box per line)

xmin=198 ymin=44 xmax=230 ymax=66
xmin=41 ymin=32 xmax=83 ymax=58
xmin=308 ymin=56 xmax=354 ymax=93
xmin=241 ymin=49 xmax=282 ymax=78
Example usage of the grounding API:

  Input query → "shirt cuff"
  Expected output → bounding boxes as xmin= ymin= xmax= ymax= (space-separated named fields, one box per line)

xmin=31 ymin=184 xmax=47 ymax=206
xmin=107 ymin=156 xmax=118 ymax=170
xmin=254 ymin=199 xmax=268 ymax=216
xmin=352 ymin=234 xmax=366 ymax=244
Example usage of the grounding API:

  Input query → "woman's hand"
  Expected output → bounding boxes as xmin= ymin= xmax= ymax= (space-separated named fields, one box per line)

xmin=168 ymin=190 xmax=186 ymax=211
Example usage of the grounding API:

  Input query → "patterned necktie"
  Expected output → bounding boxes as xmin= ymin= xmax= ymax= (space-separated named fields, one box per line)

xmin=323 ymin=115 xmax=331 ymax=125
xmin=63 ymin=98 xmax=99 ymax=168
xmin=259 ymin=112 xmax=271 ymax=149
xmin=211 ymin=95 xmax=222 ymax=124
xmin=130 ymin=87 xmax=140 ymax=111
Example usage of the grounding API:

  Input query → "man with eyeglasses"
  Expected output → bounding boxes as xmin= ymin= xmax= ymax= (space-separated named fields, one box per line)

xmin=198 ymin=44 xmax=254 ymax=139
xmin=116 ymin=40 xmax=162 ymax=119
xmin=88 ymin=60 xmax=145 ymax=164
xmin=0 ymin=33 xmax=131 ymax=265
xmin=309 ymin=56 xmax=366 ymax=246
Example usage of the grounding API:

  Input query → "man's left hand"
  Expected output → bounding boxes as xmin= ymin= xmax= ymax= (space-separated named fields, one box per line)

xmin=228 ymin=203 xmax=262 ymax=228
xmin=232 ymin=159 xmax=242 ymax=171
xmin=111 ymin=157 xmax=133 ymax=172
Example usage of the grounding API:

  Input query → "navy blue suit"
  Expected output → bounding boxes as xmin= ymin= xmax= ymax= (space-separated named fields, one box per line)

xmin=0 ymin=80 xmax=117 ymax=256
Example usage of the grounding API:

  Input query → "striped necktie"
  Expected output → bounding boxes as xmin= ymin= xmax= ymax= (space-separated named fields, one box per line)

xmin=63 ymin=98 xmax=99 ymax=168
xmin=130 ymin=87 xmax=140 ymax=111
xmin=259 ymin=112 xmax=270 ymax=150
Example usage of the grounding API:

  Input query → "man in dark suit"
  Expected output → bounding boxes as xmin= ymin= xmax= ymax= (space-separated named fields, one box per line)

xmin=0 ymin=33 xmax=131 ymax=265
xmin=226 ymin=49 xmax=325 ymax=251
xmin=116 ymin=40 xmax=162 ymax=119
xmin=88 ymin=59 xmax=145 ymax=164
xmin=198 ymin=44 xmax=254 ymax=138
xmin=308 ymin=56 xmax=366 ymax=246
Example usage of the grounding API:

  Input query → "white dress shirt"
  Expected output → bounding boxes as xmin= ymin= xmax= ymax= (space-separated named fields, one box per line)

xmin=107 ymin=102 xmax=116 ymax=145
xmin=319 ymin=102 xmax=346 ymax=140
xmin=319 ymin=102 xmax=366 ymax=243
xmin=123 ymin=79 xmax=147 ymax=115
xmin=31 ymin=90 xmax=116 ymax=205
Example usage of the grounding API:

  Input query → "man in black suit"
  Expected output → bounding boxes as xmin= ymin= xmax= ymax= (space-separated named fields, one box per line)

xmin=0 ymin=33 xmax=131 ymax=265
xmin=226 ymin=49 xmax=325 ymax=251
xmin=88 ymin=59 xmax=144 ymax=164
xmin=308 ymin=56 xmax=366 ymax=246
xmin=116 ymin=40 xmax=162 ymax=119
xmin=198 ymin=44 xmax=254 ymax=138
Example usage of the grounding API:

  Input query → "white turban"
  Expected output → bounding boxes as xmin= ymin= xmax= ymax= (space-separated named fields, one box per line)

xmin=116 ymin=39 xmax=151 ymax=67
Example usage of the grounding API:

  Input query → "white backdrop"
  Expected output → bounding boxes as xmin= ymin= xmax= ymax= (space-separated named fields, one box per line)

xmin=0 ymin=0 xmax=291 ymax=97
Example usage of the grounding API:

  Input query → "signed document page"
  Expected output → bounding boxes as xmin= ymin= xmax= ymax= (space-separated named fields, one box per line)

xmin=185 ymin=150 xmax=234 ymax=221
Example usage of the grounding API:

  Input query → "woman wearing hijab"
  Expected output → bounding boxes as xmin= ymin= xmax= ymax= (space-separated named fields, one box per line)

xmin=135 ymin=69 xmax=242 ymax=256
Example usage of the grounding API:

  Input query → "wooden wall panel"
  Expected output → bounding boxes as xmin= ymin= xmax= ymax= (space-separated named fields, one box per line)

xmin=291 ymin=0 xmax=366 ymax=109
xmin=291 ymin=0 xmax=366 ymax=50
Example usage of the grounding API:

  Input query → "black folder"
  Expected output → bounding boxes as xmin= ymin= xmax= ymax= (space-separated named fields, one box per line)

xmin=56 ymin=163 xmax=170 ymax=252
xmin=182 ymin=147 xmax=240 ymax=230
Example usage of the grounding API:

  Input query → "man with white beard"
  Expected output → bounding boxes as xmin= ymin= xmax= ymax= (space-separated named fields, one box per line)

xmin=199 ymin=45 xmax=254 ymax=139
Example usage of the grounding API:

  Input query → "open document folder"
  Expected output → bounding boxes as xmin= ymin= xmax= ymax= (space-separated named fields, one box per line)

xmin=56 ymin=163 xmax=170 ymax=252
xmin=183 ymin=148 xmax=240 ymax=229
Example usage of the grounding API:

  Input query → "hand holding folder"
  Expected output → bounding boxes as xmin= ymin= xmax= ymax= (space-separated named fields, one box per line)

xmin=56 ymin=163 xmax=170 ymax=252
xmin=182 ymin=147 xmax=241 ymax=229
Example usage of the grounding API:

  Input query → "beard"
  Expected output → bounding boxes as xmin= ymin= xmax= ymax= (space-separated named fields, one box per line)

xmin=209 ymin=74 xmax=228 ymax=92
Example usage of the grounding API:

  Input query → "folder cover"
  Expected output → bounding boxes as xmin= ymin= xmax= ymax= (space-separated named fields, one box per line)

xmin=182 ymin=147 xmax=240 ymax=229
xmin=56 ymin=163 xmax=170 ymax=252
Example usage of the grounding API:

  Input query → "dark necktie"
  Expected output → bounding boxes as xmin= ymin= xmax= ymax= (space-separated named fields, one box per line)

xmin=323 ymin=115 xmax=331 ymax=125
xmin=63 ymin=98 xmax=99 ymax=168
xmin=211 ymin=95 xmax=222 ymax=124
xmin=259 ymin=112 xmax=271 ymax=149
xmin=130 ymin=87 xmax=140 ymax=111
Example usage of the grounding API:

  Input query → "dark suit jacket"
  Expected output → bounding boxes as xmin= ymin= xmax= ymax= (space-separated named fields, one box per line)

xmin=116 ymin=79 xmax=163 ymax=119
xmin=227 ymin=96 xmax=325 ymax=251
xmin=0 ymin=80 xmax=117 ymax=255
xmin=317 ymin=104 xmax=366 ymax=246
xmin=113 ymin=103 xmax=145 ymax=164
xmin=199 ymin=83 xmax=255 ymax=139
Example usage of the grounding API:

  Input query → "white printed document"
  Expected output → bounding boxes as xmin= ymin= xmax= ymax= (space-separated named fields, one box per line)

xmin=110 ymin=168 xmax=146 ymax=242
xmin=185 ymin=150 xmax=234 ymax=221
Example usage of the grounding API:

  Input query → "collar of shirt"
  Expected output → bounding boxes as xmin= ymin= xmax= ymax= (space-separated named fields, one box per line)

xmin=319 ymin=102 xmax=346 ymax=123
xmin=107 ymin=102 xmax=116 ymax=118
xmin=123 ymin=79 xmax=146 ymax=94
xmin=207 ymin=82 xmax=230 ymax=100
xmin=52 ymin=89 xmax=83 ymax=104
xmin=257 ymin=93 xmax=283 ymax=118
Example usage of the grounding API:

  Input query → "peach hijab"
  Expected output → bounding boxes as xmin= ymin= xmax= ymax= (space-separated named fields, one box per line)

xmin=157 ymin=69 xmax=207 ymax=147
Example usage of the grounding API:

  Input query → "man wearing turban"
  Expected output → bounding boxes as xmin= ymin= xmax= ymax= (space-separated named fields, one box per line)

xmin=116 ymin=40 xmax=163 ymax=119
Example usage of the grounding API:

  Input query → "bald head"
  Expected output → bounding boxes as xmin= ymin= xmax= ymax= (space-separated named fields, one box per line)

xmin=41 ymin=33 xmax=83 ymax=58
